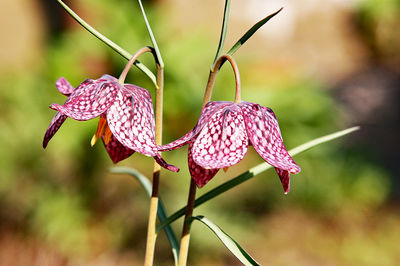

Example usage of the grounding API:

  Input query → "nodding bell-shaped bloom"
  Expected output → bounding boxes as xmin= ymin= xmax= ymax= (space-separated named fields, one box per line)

xmin=43 ymin=75 xmax=179 ymax=172
xmin=158 ymin=101 xmax=300 ymax=193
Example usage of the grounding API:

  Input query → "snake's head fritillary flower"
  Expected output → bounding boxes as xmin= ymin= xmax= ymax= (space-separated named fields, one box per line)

xmin=43 ymin=75 xmax=179 ymax=172
xmin=159 ymin=101 xmax=300 ymax=193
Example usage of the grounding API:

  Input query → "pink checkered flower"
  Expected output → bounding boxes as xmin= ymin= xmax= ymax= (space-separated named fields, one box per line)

xmin=158 ymin=101 xmax=300 ymax=193
xmin=43 ymin=74 xmax=179 ymax=172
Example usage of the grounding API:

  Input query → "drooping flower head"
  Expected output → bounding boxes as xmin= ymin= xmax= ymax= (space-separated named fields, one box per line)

xmin=158 ymin=100 xmax=300 ymax=192
xmin=43 ymin=74 xmax=178 ymax=172
xmin=159 ymin=101 xmax=300 ymax=193
xmin=158 ymin=54 xmax=299 ymax=192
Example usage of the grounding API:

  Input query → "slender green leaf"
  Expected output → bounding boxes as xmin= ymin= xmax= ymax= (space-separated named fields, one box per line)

xmin=56 ymin=0 xmax=157 ymax=86
xmin=137 ymin=0 xmax=164 ymax=68
xmin=157 ymin=126 xmax=360 ymax=232
xmin=212 ymin=0 xmax=231 ymax=69
xmin=190 ymin=215 xmax=260 ymax=266
xmin=109 ymin=167 xmax=179 ymax=265
xmin=227 ymin=8 xmax=283 ymax=55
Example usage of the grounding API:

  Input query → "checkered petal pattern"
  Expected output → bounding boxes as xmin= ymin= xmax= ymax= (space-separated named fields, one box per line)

xmin=43 ymin=77 xmax=78 ymax=148
xmin=241 ymin=101 xmax=300 ymax=193
xmin=55 ymin=77 xmax=75 ymax=96
xmin=43 ymin=112 xmax=68 ymax=148
xmin=158 ymin=101 xmax=232 ymax=152
xmin=50 ymin=78 xmax=120 ymax=121
xmin=102 ymin=134 xmax=135 ymax=163
xmin=44 ymin=75 xmax=179 ymax=171
xmin=158 ymin=130 xmax=196 ymax=152
xmin=188 ymin=141 xmax=219 ymax=187
xmin=158 ymin=100 xmax=300 ymax=191
xmin=153 ymin=154 xmax=180 ymax=172
xmin=192 ymin=104 xmax=248 ymax=169
xmin=241 ymin=102 xmax=300 ymax=173
xmin=107 ymin=85 xmax=157 ymax=157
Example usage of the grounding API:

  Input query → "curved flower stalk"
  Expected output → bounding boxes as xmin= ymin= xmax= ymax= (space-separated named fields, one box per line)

xmin=159 ymin=100 xmax=300 ymax=193
xmin=43 ymin=74 xmax=178 ymax=172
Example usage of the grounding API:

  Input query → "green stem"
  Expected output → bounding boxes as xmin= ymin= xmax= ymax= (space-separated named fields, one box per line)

xmin=177 ymin=179 xmax=197 ymax=266
xmin=144 ymin=50 xmax=164 ymax=266
xmin=178 ymin=54 xmax=239 ymax=265
xmin=56 ymin=0 xmax=157 ymax=86
xmin=212 ymin=0 xmax=231 ymax=69
xmin=118 ymin=46 xmax=154 ymax=84
xmin=202 ymin=54 xmax=241 ymax=105
xmin=156 ymin=126 xmax=360 ymax=232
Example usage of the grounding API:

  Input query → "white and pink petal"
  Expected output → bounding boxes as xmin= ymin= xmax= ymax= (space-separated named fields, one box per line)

xmin=158 ymin=101 xmax=233 ymax=152
xmin=241 ymin=102 xmax=300 ymax=174
xmin=56 ymin=77 xmax=75 ymax=96
xmin=192 ymin=105 xmax=248 ymax=169
xmin=157 ymin=130 xmax=196 ymax=152
xmin=51 ymin=80 xmax=120 ymax=121
xmin=107 ymin=86 xmax=157 ymax=156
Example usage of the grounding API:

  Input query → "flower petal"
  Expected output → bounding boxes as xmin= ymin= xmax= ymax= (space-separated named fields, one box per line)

xmin=192 ymin=105 xmax=248 ymax=169
xmin=157 ymin=130 xmax=195 ymax=152
xmin=56 ymin=77 xmax=75 ymax=96
xmin=99 ymin=74 xmax=118 ymax=81
xmin=197 ymin=101 xmax=233 ymax=130
xmin=188 ymin=141 xmax=219 ymax=188
xmin=51 ymin=79 xmax=120 ymax=121
xmin=153 ymin=154 xmax=180 ymax=172
xmin=102 ymin=134 xmax=135 ymax=163
xmin=43 ymin=112 xmax=68 ymax=148
xmin=158 ymin=101 xmax=232 ymax=151
xmin=107 ymin=85 xmax=158 ymax=156
xmin=275 ymin=167 xmax=290 ymax=194
xmin=241 ymin=102 xmax=300 ymax=173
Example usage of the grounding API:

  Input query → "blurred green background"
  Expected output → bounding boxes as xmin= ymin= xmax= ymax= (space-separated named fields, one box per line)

xmin=1 ymin=0 xmax=399 ymax=265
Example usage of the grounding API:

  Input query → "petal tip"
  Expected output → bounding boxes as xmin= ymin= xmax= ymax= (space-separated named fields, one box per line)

xmin=290 ymin=165 xmax=301 ymax=174
xmin=49 ymin=104 xmax=59 ymax=111
xmin=195 ymin=182 xmax=205 ymax=188
xmin=42 ymin=140 xmax=48 ymax=149
xmin=168 ymin=165 xmax=180 ymax=172
xmin=153 ymin=154 xmax=180 ymax=172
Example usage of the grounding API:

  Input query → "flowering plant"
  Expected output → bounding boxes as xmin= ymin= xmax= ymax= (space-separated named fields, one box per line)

xmin=44 ymin=1 xmax=359 ymax=265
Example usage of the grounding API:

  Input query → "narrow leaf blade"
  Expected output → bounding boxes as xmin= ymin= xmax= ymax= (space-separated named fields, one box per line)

xmin=190 ymin=215 xmax=260 ymax=266
xmin=227 ymin=8 xmax=283 ymax=55
xmin=56 ymin=0 xmax=157 ymax=86
xmin=137 ymin=0 xmax=164 ymax=68
xmin=212 ymin=0 xmax=231 ymax=69
xmin=157 ymin=126 xmax=360 ymax=231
